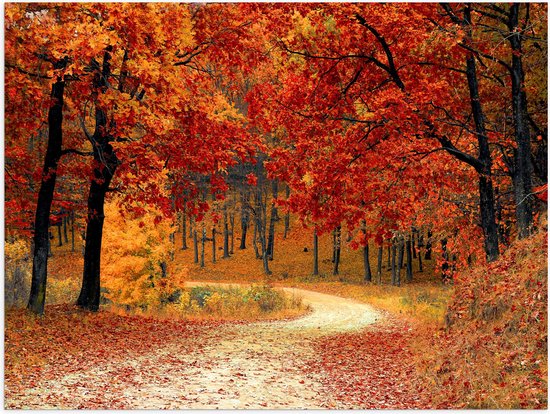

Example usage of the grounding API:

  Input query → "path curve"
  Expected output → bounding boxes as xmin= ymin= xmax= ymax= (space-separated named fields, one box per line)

xmin=187 ymin=281 xmax=381 ymax=333
xmin=12 ymin=283 xmax=381 ymax=409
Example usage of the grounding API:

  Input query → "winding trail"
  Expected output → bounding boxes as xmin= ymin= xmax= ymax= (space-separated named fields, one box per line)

xmin=10 ymin=284 xmax=382 ymax=409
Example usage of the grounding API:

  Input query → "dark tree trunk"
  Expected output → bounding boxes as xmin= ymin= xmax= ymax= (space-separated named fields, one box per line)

xmin=391 ymin=242 xmax=397 ymax=286
xmin=406 ymin=234 xmax=413 ymax=282
xmin=411 ymin=229 xmax=417 ymax=259
xmin=363 ymin=242 xmax=372 ymax=282
xmin=463 ymin=7 xmax=500 ymax=261
xmin=398 ymin=236 xmax=405 ymax=269
xmin=57 ymin=223 xmax=63 ymax=247
xmin=28 ymin=78 xmax=65 ymax=314
xmin=212 ymin=228 xmax=216 ymax=263
xmin=266 ymin=180 xmax=278 ymax=261
xmin=313 ymin=228 xmax=319 ymax=276
xmin=252 ymin=220 xmax=260 ymax=259
xmin=362 ymin=221 xmax=371 ymax=282
xmin=283 ymin=185 xmax=290 ymax=239
xmin=441 ymin=238 xmax=450 ymax=282
xmin=333 ymin=225 xmax=341 ymax=276
xmin=160 ymin=261 xmax=167 ymax=278
xmin=200 ymin=227 xmax=205 ymax=268
xmin=255 ymin=186 xmax=271 ymax=275
xmin=396 ymin=237 xmax=403 ymax=287
xmin=200 ymin=225 xmax=206 ymax=267
xmin=189 ymin=216 xmax=193 ymax=239
xmin=71 ymin=211 xmax=75 ymax=253
xmin=229 ymin=213 xmax=235 ymax=254
xmin=439 ymin=5 xmax=500 ymax=261
xmin=193 ymin=229 xmax=199 ymax=264
xmin=508 ymin=4 xmax=534 ymax=239
xmin=377 ymin=246 xmax=383 ymax=284
xmin=417 ymin=244 xmax=423 ymax=273
xmin=239 ymin=191 xmax=249 ymax=249
xmin=425 ymin=230 xmax=432 ymax=260
xmin=76 ymin=142 xmax=118 ymax=311
xmin=387 ymin=245 xmax=391 ymax=269
xmin=77 ymin=48 xmax=121 ymax=312
xmin=63 ymin=214 xmax=69 ymax=243
xmin=223 ymin=205 xmax=230 ymax=258
xmin=181 ymin=208 xmax=188 ymax=250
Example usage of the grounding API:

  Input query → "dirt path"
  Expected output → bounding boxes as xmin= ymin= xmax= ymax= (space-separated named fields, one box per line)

xmin=10 ymin=284 xmax=381 ymax=409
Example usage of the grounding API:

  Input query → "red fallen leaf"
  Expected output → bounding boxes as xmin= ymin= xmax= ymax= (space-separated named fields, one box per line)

xmin=299 ymin=380 xmax=305 ymax=384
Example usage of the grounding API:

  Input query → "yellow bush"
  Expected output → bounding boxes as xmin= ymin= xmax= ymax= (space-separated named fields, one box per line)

xmin=204 ymin=291 xmax=224 ymax=313
xmin=101 ymin=199 xmax=176 ymax=310
xmin=5 ymin=237 xmax=31 ymax=308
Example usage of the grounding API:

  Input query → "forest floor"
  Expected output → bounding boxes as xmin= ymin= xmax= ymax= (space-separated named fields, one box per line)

xmin=5 ymin=285 xmax=429 ymax=409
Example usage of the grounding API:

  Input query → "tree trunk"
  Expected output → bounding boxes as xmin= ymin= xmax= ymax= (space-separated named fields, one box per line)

xmin=391 ymin=242 xmax=397 ymax=286
xmin=223 ymin=205 xmax=230 ymax=258
xmin=77 ymin=48 xmax=121 ymax=312
xmin=397 ymin=237 xmax=403 ymax=286
xmin=71 ymin=211 xmax=75 ymax=253
xmin=76 ymin=142 xmax=118 ymax=311
xmin=266 ymin=180 xmax=278 ymax=261
xmin=200 ymin=226 xmax=205 ymax=268
xmin=387 ymin=245 xmax=391 ymax=269
xmin=255 ymin=186 xmax=271 ymax=275
xmin=363 ymin=242 xmax=372 ymax=282
xmin=229 ymin=213 xmax=235 ymax=254
xmin=411 ymin=228 xmax=417 ymax=259
xmin=425 ymin=230 xmax=432 ymax=260
xmin=252 ymin=220 xmax=260 ymax=259
xmin=508 ymin=4 xmax=534 ymax=239
xmin=441 ymin=238 xmax=450 ymax=282
xmin=28 ymin=77 xmax=65 ymax=314
xmin=417 ymin=232 xmax=424 ymax=272
xmin=361 ymin=221 xmax=372 ymax=282
xmin=398 ymin=236 xmax=405 ymax=269
xmin=377 ymin=246 xmax=383 ymax=283
xmin=283 ymin=185 xmax=290 ymax=239
xmin=181 ymin=208 xmax=188 ymax=250
xmin=313 ymin=228 xmax=319 ymax=276
xmin=63 ymin=214 xmax=69 ymax=243
xmin=333 ymin=225 xmax=341 ymax=276
xmin=406 ymin=234 xmax=413 ymax=282
xmin=212 ymin=227 xmax=216 ymax=263
xmin=239 ymin=191 xmax=249 ymax=249
xmin=57 ymin=223 xmax=63 ymax=247
xmin=193 ymin=229 xmax=199 ymax=264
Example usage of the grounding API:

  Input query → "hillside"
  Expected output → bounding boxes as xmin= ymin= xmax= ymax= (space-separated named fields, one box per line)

xmin=419 ymin=218 xmax=548 ymax=408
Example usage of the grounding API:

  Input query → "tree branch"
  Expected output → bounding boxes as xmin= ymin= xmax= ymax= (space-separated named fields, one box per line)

xmin=61 ymin=149 xmax=93 ymax=157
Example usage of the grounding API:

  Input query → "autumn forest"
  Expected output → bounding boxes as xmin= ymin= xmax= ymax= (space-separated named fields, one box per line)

xmin=4 ymin=2 xmax=548 ymax=409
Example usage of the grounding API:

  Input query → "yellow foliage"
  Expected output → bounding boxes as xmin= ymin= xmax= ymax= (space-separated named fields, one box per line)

xmin=5 ymin=237 xmax=31 ymax=308
xmin=101 ymin=199 xmax=177 ymax=309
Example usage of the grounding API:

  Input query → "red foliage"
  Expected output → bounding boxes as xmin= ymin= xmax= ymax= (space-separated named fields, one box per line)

xmin=309 ymin=316 xmax=431 ymax=409
xmin=4 ymin=305 xmax=231 ymax=408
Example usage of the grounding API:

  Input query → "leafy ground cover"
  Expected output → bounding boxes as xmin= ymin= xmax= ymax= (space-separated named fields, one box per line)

xmin=309 ymin=314 xmax=431 ymax=409
xmin=4 ymin=304 xmax=226 ymax=408
xmin=417 ymin=220 xmax=548 ymax=409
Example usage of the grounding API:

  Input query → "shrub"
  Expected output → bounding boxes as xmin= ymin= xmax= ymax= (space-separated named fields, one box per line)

xmin=170 ymin=284 xmax=306 ymax=320
xmin=5 ymin=238 xmax=31 ymax=308
xmin=189 ymin=286 xmax=213 ymax=307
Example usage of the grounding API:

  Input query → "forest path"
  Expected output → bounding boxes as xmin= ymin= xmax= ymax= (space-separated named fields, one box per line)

xmin=12 ymin=284 xmax=381 ymax=409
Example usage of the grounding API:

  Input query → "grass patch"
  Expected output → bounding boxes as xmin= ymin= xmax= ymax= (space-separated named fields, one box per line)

xmin=107 ymin=284 xmax=309 ymax=322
